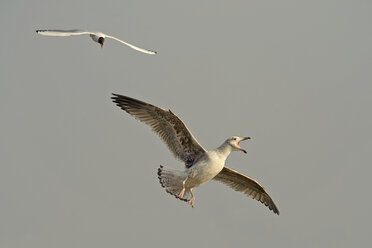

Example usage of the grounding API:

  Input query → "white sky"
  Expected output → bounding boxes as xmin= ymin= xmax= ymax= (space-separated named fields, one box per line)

xmin=1 ymin=0 xmax=371 ymax=247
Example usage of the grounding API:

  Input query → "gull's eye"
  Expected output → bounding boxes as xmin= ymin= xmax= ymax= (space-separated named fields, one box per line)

xmin=232 ymin=137 xmax=237 ymax=141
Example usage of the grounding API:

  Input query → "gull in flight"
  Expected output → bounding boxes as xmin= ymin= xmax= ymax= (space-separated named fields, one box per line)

xmin=36 ymin=29 xmax=157 ymax=55
xmin=112 ymin=94 xmax=279 ymax=215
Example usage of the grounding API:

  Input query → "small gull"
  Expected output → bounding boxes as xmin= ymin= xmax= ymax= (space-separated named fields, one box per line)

xmin=36 ymin=29 xmax=157 ymax=54
xmin=112 ymin=94 xmax=279 ymax=215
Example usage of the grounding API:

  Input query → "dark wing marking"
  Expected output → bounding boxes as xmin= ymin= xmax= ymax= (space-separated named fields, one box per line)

xmin=112 ymin=94 xmax=206 ymax=167
xmin=213 ymin=166 xmax=279 ymax=215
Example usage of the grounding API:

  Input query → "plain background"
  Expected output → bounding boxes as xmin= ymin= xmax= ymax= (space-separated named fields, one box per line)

xmin=1 ymin=0 xmax=371 ymax=247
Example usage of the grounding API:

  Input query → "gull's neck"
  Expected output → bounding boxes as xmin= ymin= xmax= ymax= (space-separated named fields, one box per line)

xmin=214 ymin=142 xmax=233 ymax=160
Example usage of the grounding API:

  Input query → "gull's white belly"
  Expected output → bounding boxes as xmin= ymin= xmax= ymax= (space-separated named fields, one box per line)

xmin=185 ymin=155 xmax=225 ymax=188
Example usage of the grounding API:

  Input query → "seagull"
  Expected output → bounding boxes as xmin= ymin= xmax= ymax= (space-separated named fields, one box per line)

xmin=111 ymin=94 xmax=279 ymax=215
xmin=36 ymin=29 xmax=157 ymax=55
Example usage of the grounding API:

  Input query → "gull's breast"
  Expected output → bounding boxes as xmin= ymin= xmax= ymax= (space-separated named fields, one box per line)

xmin=185 ymin=154 xmax=225 ymax=188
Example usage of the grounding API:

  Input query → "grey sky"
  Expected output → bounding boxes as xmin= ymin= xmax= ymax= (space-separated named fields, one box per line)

xmin=1 ymin=0 xmax=371 ymax=247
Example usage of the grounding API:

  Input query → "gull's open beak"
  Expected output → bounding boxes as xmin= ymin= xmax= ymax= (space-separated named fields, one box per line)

xmin=237 ymin=137 xmax=251 ymax=154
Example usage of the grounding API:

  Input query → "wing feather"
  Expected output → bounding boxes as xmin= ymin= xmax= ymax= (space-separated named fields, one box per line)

xmin=213 ymin=166 xmax=279 ymax=215
xmin=105 ymin=35 xmax=157 ymax=54
xmin=111 ymin=94 xmax=205 ymax=167
xmin=36 ymin=29 xmax=92 ymax=37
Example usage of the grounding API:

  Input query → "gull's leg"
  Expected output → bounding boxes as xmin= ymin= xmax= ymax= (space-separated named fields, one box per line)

xmin=189 ymin=188 xmax=195 ymax=208
xmin=178 ymin=177 xmax=188 ymax=199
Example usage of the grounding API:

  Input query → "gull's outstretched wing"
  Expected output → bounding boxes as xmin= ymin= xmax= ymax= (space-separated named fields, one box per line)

xmin=213 ymin=166 xmax=279 ymax=215
xmin=112 ymin=94 xmax=205 ymax=167
xmin=105 ymin=35 xmax=157 ymax=55
xmin=36 ymin=29 xmax=92 ymax=37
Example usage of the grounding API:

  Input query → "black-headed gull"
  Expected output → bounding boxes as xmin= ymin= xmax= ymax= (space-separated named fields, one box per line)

xmin=112 ymin=94 xmax=279 ymax=215
xmin=36 ymin=29 xmax=157 ymax=54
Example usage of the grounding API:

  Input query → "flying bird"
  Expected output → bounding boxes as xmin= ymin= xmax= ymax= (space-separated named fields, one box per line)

xmin=36 ymin=29 xmax=157 ymax=55
xmin=111 ymin=94 xmax=279 ymax=215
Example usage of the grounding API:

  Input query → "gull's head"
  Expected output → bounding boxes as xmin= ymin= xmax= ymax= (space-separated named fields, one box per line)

xmin=227 ymin=136 xmax=251 ymax=154
xmin=98 ymin=37 xmax=104 ymax=48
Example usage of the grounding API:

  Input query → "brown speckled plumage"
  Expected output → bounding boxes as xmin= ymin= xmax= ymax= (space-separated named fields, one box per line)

xmin=112 ymin=94 xmax=206 ymax=168
xmin=213 ymin=166 xmax=279 ymax=215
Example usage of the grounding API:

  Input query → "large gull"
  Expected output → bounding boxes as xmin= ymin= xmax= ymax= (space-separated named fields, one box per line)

xmin=112 ymin=94 xmax=279 ymax=215
xmin=36 ymin=29 xmax=157 ymax=54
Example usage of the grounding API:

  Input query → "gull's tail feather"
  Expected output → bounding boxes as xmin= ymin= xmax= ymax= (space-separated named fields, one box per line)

xmin=157 ymin=165 xmax=192 ymax=202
